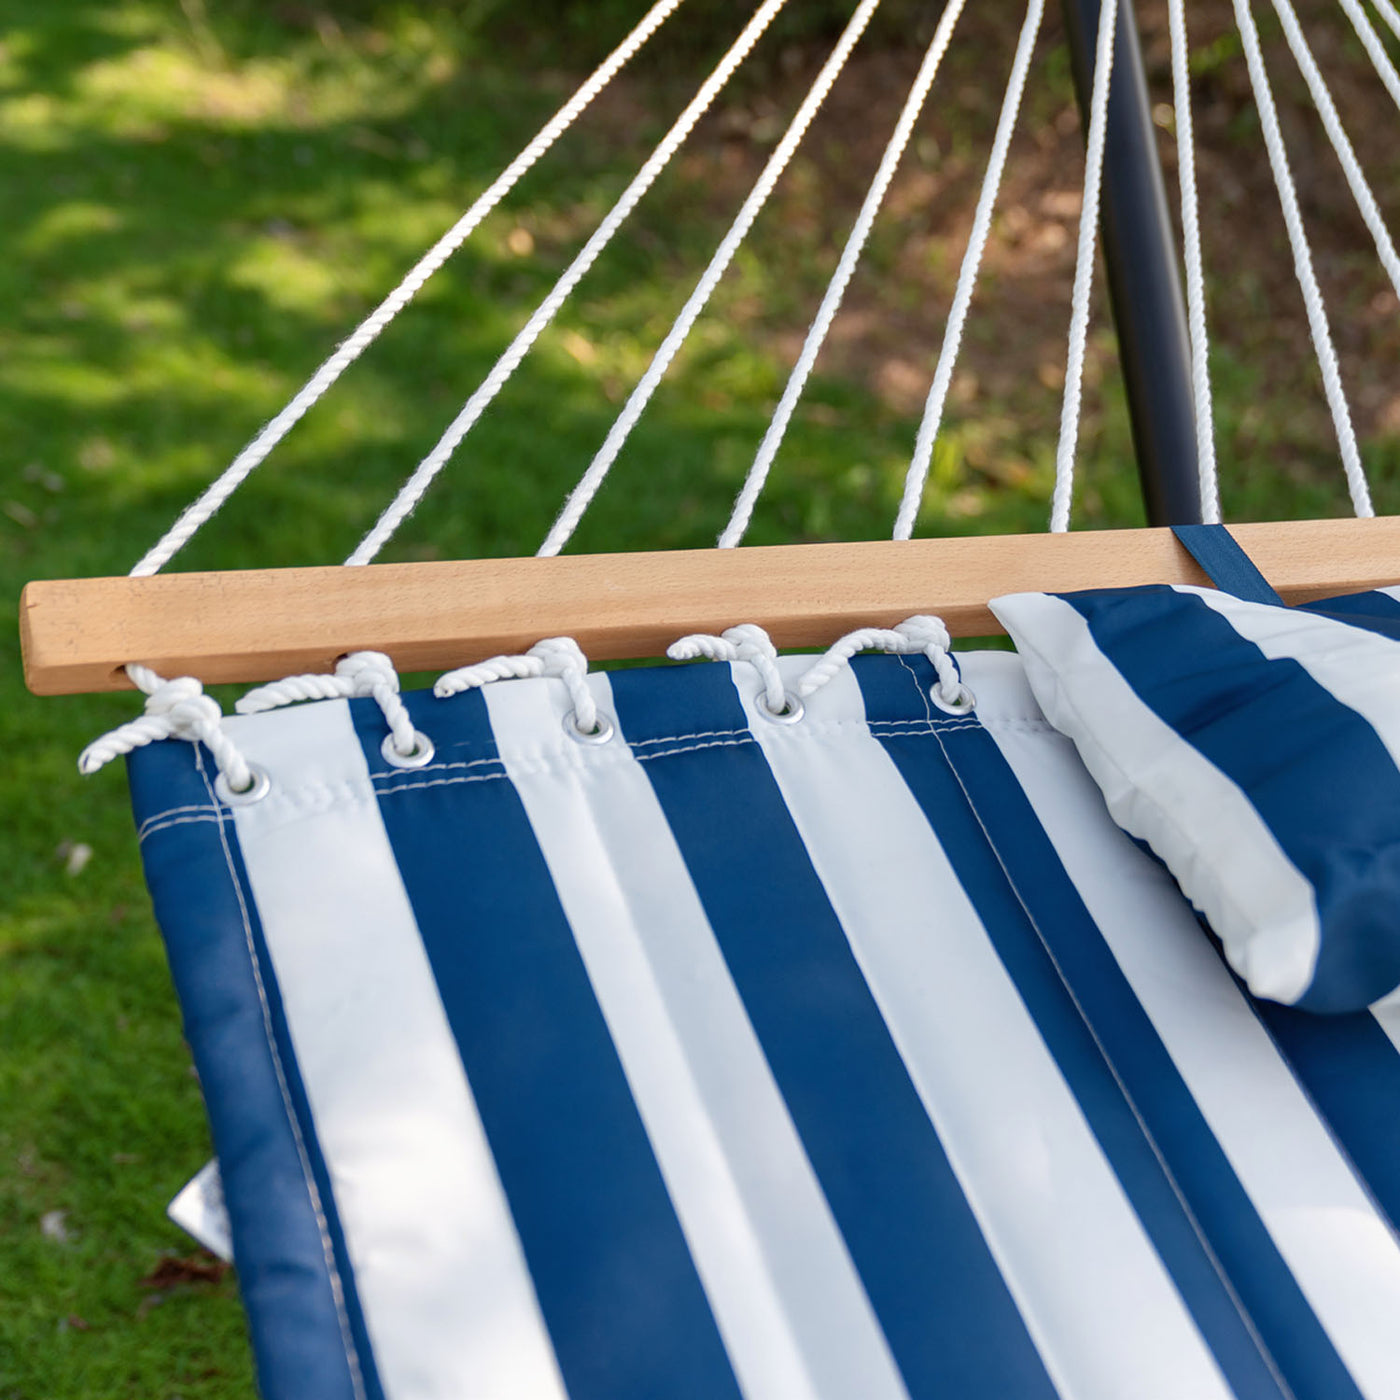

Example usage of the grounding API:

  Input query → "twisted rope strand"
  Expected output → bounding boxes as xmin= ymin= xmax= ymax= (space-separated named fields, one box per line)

xmin=796 ymin=616 xmax=966 ymax=705
xmin=1231 ymin=0 xmax=1372 ymax=515
xmin=538 ymin=0 xmax=883 ymax=558
xmin=129 ymin=0 xmax=685 ymax=577
xmin=79 ymin=669 xmax=252 ymax=790
xmin=893 ymin=0 xmax=1047 ymax=539
xmin=239 ymin=651 xmax=417 ymax=755
xmin=1271 ymin=0 xmax=1400 ymax=300
xmin=347 ymin=0 xmax=793 ymax=567
xmin=1167 ymin=0 xmax=1221 ymax=522
xmin=1337 ymin=0 xmax=1400 ymax=118
xmin=436 ymin=638 xmax=598 ymax=732
xmin=1370 ymin=0 xmax=1400 ymax=45
xmin=1050 ymin=0 xmax=1119 ymax=533
xmin=668 ymin=625 xmax=787 ymax=711
xmin=717 ymin=0 xmax=970 ymax=549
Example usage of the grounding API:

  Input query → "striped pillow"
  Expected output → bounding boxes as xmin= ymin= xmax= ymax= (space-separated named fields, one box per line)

xmin=991 ymin=584 xmax=1400 ymax=1013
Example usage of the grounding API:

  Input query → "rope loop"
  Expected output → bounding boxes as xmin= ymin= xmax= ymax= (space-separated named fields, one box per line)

xmin=238 ymin=650 xmax=419 ymax=758
xmin=436 ymin=637 xmax=600 ymax=735
xmin=798 ymin=614 xmax=971 ymax=710
xmin=668 ymin=625 xmax=787 ymax=713
xmin=79 ymin=665 xmax=253 ymax=793
xmin=670 ymin=615 xmax=971 ymax=715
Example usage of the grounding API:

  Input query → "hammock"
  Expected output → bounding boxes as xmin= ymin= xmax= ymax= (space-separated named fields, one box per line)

xmin=20 ymin=1 xmax=1400 ymax=1396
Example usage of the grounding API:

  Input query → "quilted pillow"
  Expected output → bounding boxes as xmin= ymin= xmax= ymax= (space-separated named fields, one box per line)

xmin=990 ymin=583 xmax=1400 ymax=1013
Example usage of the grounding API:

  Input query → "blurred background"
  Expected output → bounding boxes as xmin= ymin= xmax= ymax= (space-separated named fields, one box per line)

xmin=3 ymin=1 xmax=1397 ymax=1393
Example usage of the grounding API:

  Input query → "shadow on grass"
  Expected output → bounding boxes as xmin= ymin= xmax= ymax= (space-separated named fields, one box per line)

xmin=4 ymin=1 xmax=1400 ymax=1395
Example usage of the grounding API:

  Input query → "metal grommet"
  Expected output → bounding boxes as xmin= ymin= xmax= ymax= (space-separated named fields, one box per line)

xmin=215 ymin=763 xmax=271 ymax=806
xmin=930 ymin=683 xmax=976 ymax=716
xmin=381 ymin=730 xmax=436 ymax=769
xmin=563 ymin=709 xmax=615 ymax=746
xmin=757 ymin=690 xmax=806 ymax=725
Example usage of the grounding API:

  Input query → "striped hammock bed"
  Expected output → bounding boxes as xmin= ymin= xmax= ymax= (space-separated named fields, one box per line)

xmin=128 ymin=627 xmax=1400 ymax=1400
xmin=38 ymin=0 xmax=1400 ymax=1393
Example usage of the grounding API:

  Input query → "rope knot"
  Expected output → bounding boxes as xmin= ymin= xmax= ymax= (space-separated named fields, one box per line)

xmin=141 ymin=674 xmax=205 ymax=716
xmin=158 ymin=691 xmax=224 ymax=746
xmin=435 ymin=636 xmax=599 ymax=735
xmin=670 ymin=615 xmax=975 ymax=717
xmin=668 ymin=624 xmax=787 ymax=712
xmin=79 ymin=666 xmax=252 ymax=792
xmin=235 ymin=651 xmax=417 ymax=758
xmin=142 ymin=675 xmax=224 ymax=745
xmin=335 ymin=650 xmax=400 ymax=698
xmin=893 ymin=615 xmax=951 ymax=653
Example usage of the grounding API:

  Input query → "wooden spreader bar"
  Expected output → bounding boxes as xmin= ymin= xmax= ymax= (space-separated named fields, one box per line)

xmin=21 ymin=517 xmax=1400 ymax=695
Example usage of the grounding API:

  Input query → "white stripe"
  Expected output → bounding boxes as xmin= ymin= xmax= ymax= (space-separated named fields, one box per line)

xmin=224 ymin=701 xmax=566 ymax=1400
xmin=481 ymin=674 xmax=908 ymax=1400
xmin=991 ymin=590 xmax=1321 ymax=1004
xmin=1187 ymin=585 xmax=1400 ymax=769
xmin=986 ymin=658 xmax=1400 ymax=1400
xmin=735 ymin=651 xmax=1233 ymax=1400
xmin=1372 ymin=1002 xmax=1400 ymax=1056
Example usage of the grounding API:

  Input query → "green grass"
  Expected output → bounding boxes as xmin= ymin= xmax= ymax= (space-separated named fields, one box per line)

xmin=3 ymin=1 xmax=1398 ymax=1394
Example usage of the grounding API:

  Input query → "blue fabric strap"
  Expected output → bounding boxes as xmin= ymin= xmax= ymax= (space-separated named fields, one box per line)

xmin=1171 ymin=523 xmax=1284 ymax=606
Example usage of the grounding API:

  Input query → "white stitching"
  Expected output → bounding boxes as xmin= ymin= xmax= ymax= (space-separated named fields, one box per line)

xmin=191 ymin=748 xmax=369 ymax=1399
xmin=366 ymin=769 xmax=510 ymax=800
xmin=889 ymin=655 xmax=1280 ymax=1377
xmin=138 ymin=812 xmax=230 ymax=843
xmin=137 ymin=801 xmax=221 ymax=838
xmin=363 ymin=752 xmax=505 ymax=781
xmin=132 ymin=707 xmax=1053 ymax=832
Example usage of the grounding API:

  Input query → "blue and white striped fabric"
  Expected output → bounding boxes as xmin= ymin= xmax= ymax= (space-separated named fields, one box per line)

xmin=992 ymin=584 xmax=1400 ymax=1013
xmin=128 ymin=646 xmax=1400 ymax=1400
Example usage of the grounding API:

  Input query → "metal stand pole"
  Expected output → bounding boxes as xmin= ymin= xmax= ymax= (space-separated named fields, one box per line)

xmin=1059 ymin=0 xmax=1204 ymax=524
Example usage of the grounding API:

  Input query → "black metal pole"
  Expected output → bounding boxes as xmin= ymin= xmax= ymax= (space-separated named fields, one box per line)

xmin=1059 ymin=0 xmax=1204 ymax=525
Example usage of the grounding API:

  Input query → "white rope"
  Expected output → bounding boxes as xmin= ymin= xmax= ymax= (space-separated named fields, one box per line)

xmin=795 ymin=615 xmax=969 ymax=707
xmin=668 ymin=624 xmax=788 ymax=711
xmin=1049 ymin=0 xmax=1119 ymax=533
xmin=238 ymin=651 xmax=417 ymax=756
xmin=435 ymin=637 xmax=598 ymax=733
xmin=1272 ymin=0 xmax=1400 ymax=300
xmin=128 ymin=0 xmax=685 ymax=578
xmin=1230 ymin=0 xmax=1373 ymax=516
xmin=1369 ymin=0 xmax=1400 ymax=45
xmin=347 ymin=0 xmax=793 ymax=568
xmin=893 ymin=0 xmax=1046 ymax=540
xmin=1338 ymin=0 xmax=1400 ymax=116
xmin=717 ymin=0 xmax=969 ymax=549
xmin=667 ymin=615 xmax=971 ymax=711
xmin=79 ymin=666 xmax=252 ymax=790
xmin=1168 ymin=0 xmax=1222 ymax=523
xmin=538 ymin=0 xmax=883 ymax=559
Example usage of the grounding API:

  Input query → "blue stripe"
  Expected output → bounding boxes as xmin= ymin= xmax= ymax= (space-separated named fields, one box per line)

xmin=1065 ymin=585 xmax=1400 ymax=1012
xmin=350 ymin=690 xmax=742 ymax=1400
xmin=1301 ymin=588 xmax=1400 ymax=642
xmin=1255 ymin=999 xmax=1400 ymax=1238
xmin=609 ymin=661 xmax=1058 ymax=1400
xmin=855 ymin=654 xmax=1358 ymax=1400
xmin=128 ymin=741 xmax=380 ymax=1400
xmin=1172 ymin=524 xmax=1284 ymax=606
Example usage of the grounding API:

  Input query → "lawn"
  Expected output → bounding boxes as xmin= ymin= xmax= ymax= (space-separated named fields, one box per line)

xmin=3 ymin=0 xmax=1398 ymax=1394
